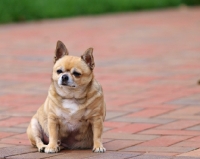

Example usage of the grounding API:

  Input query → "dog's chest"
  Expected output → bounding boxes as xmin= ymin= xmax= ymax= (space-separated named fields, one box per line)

xmin=62 ymin=99 xmax=79 ymax=114
xmin=55 ymin=99 xmax=83 ymax=132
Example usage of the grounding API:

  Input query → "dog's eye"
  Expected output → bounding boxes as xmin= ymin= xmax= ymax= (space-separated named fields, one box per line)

xmin=73 ymin=71 xmax=81 ymax=77
xmin=57 ymin=69 xmax=63 ymax=74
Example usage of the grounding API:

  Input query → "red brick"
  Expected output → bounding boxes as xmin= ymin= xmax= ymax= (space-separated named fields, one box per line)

xmin=111 ymin=117 xmax=174 ymax=124
xmin=103 ymin=132 xmax=158 ymax=140
xmin=0 ymin=117 xmax=31 ymax=127
xmin=0 ymin=138 xmax=30 ymax=146
xmin=103 ymin=121 xmax=130 ymax=128
xmin=0 ymin=144 xmax=14 ymax=148
xmin=11 ymin=133 xmax=28 ymax=140
xmin=121 ymin=146 xmax=195 ymax=153
xmin=187 ymin=136 xmax=200 ymax=142
xmin=179 ymin=149 xmax=200 ymax=157
xmin=156 ymin=120 xmax=200 ymax=130
xmin=108 ymin=123 xmax=159 ymax=133
xmin=7 ymin=152 xmax=61 ymax=159
xmin=102 ymin=138 xmax=113 ymax=144
xmin=0 ymin=132 xmax=16 ymax=139
xmin=0 ymin=116 xmax=10 ymax=121
xmin=128 ymin=109 xmax=172 ymax=118
xmin=172 ymin=141 xmax=200 ymax=148
xmin=0 ymin=94 xmax=45 ymax=107
xmin=158 ymin=107 xmax=200 ymax=119
xmin=104 ymin=139 xmax=142 ymax=151
xmin=0 ymin=127 xmax=26 ymax=133
xmin=137 ymin=136 xmax=191 ymax=147
xmin=145 ymin=152 xmax=179 ymax=156
xmin=15 ymin=123 xmax=29 ymax=128
xmin=129 ymin=103 xmax=181 ymax=110
xmin=105 ymin=111 xmax=131 ymax=120
xmin=103 ymin=127 xmax=113 ymax=132
xmin=0 ymin=146 xmax=37 ymax=158
xmin=140 ymin=129 xmax=200 ymax=136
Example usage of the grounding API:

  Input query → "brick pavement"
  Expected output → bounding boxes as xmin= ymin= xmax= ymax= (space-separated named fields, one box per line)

xmin=0 ymin=7 xmax=200 ymax=159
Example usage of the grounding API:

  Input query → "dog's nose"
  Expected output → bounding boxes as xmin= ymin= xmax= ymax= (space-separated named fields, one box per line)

xmin=62 ymin=74 xmax=68 ymax=81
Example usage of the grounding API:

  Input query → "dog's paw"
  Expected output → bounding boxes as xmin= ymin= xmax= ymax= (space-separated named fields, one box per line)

xmin=93 ymin=146 xmax=106 ymax=153
xmin=44 ymin=145 xmax=60 ymax=153
xmin=37 ymin=144 xmax=47 ymax=153
xmin=38 ymin=146 xmax=46 ymax=152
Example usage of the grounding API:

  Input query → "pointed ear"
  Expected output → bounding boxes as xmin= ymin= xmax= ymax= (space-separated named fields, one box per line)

xmin=81 ymin=48 xmax=95 ymax=70
xmin=54 ymin=40 xmax=69 ymax=63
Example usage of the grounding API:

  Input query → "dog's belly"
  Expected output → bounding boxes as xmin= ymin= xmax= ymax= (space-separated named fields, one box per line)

xmin=41 ymin=106 xmax=93 ymax=149
xmin=42 ymin=122 xmax=93 ymax=149
xmin=59 ymin=120 xmax=93 ymax=149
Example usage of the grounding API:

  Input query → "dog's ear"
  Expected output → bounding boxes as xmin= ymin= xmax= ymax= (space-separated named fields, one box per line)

xmin=81 ymin=48 xmax=95 ymax=70
xmin=54 ymin=40 xmax=69 ymax=63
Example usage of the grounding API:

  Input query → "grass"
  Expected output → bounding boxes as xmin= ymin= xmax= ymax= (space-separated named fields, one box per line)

xmin=0 ymin=0 xmax=200 ymax=24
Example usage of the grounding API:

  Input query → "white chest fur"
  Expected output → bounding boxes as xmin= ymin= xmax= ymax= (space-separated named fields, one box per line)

xmin=55 ymin=99 xmax=81 ymax=132
xmin=62 ymin=99 xmax=79 ymax=115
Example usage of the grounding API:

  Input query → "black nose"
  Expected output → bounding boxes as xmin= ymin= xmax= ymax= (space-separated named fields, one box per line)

xmin=62 ymin=74 xmax=68 ymax=82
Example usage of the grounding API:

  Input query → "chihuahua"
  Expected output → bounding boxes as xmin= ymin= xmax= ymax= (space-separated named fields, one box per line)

xmin=27 ymin=41 xmax=106 ymax=153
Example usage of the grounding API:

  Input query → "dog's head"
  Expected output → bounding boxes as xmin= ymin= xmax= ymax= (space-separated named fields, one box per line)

xmin=52 ymin=41 xmax=95 ymax=93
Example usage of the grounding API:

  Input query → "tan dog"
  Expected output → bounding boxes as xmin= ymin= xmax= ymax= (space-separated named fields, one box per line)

xmin=27 ymin=41 xmax=106 ymax=153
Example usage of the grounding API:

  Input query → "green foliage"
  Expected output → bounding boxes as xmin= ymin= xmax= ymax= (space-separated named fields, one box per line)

xmin=0 ymin=0 xmax=199 ymax=24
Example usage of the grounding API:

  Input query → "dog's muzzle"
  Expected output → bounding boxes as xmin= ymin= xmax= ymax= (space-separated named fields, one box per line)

xmin=61 ymin=74 xmax=69 ymax=85
xmin=59 ymin=74 xmax=76 ymax=88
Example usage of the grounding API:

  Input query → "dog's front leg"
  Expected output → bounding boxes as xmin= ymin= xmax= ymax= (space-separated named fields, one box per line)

xmin=45 ymin=114 xmax=60 ymax=153
xmin=91 ymin=116 xmax=106 ymax=153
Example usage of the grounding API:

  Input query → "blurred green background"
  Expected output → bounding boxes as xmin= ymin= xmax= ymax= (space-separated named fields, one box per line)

xmin=0 ymin=0 xmax=200 ymax=24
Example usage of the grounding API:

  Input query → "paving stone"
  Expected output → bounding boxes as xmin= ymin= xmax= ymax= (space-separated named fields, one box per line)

xmin=15 ymin=123 xmax=29 ymax=128
xmin=146 ymin=152 xmax=179 ymax=156
xmin=46 ymin=151 xmax=96 ymax=159
xmin=86 ymin=152 xmax=140 ymax=159
xmin=168 ymin=94 xmax=200 ymax=106
xmin=105 ymin=111 xmax=131 ymax=121
xmin=104 ymin=139 xmax=142 ymax=151
xmin=0 ymin=111 xmax=35 ymax=117
xmin=103 ymin=121 xmax=130 ymax=128
xmin=0 ymin=127 xmax=26 ymax=133
xmin=0 ymin=144 xmax=14 ymax=148
xmin=129 ymin=154 xmax=171 ymax=159
xmin=186 ymin=125 xmax=200 ymax=131
xmin=187 ymin=136 xmax=200 ymax=142
xmin=0 ymin=132 xmax=16 ymax=139
xmin=0 ymin=117 xmax=31 ymax=127
xmin=107 ymin=123 xmax=159 ymax=133
xmin=121 ymin=146 xmax=195 ymax=153
xmin=0 ymin=115 xmax=10 ymax=121
xmin=102 ymin=138 xmax=114 ymax=144
xmin=128 ymin=109 xmax=173 ymax=118
xmin=103 ymin=127 xmax=113 ymax=132
xmin=140 ymin=129 xmax=200 ymax=136
xmin=137 ymin=136 xmax=192 ymax=147
xmin=0 ymin=146 xmax=37 ymax=158
xmin=156 ymin=120 xmax=200 ymax=130
xmin=174 ymin=157 xmax=200 ymax=159
xmin=178 ymin=148 xmax=200 ymax=157
xmin=0 ymin=138 xmax=30 ymax=146
xmin=6 ymin=152 xmax=61 ymax=159
xmin=47 ymin=150 xmax=141 ymax=159
xmin=103 ymin=132 xmax=159 ymax=140
xmin=110 ymin=117 xmax=175 ymax=124
xmin=11 ymin=133 xmax=28 ymax=140
xmin=172 ymin=141 xmax=200 ymax=148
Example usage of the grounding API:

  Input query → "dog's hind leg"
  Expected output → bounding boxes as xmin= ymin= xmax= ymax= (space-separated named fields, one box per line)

xmin=27 ymin=117 xmax=47 ymax=152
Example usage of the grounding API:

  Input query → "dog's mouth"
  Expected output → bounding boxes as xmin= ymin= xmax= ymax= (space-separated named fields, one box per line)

xmin=61 ymin=83 xmax=76 ymax=88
